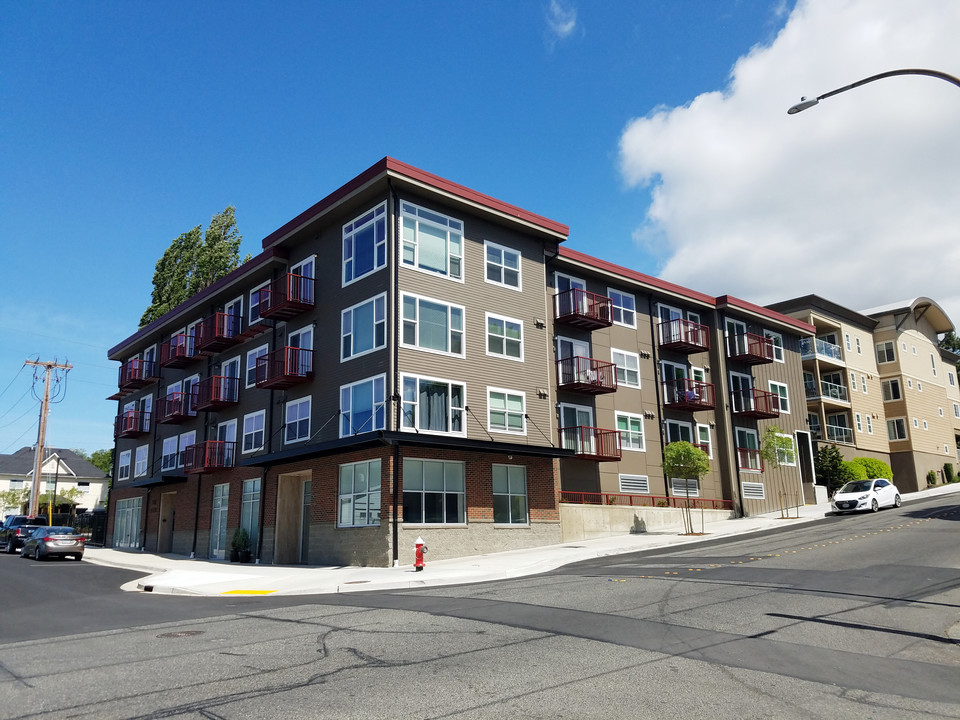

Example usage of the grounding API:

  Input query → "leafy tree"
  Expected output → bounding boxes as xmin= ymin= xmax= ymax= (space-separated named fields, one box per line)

xmin=839 ymin=461 xmax=867 ymax=484
xmin=849 ymin=457 xmax=893 ymax=480
xmin=662 ymin=441 xmax=711 ymax=533
xmin=815 ymin=445 xmax=846 ymax=494
xmin=139 ymin=207 xmax=250 ymax=327
xmin=760 ymin=425 xmax=800 ymax=516
xmin=0 ymin=489 xmax=29 ymax=513
xmin=940 ymin=331 xmax=960 ymax=372
xmin=72 ymin=448 xmax=114 ymax=475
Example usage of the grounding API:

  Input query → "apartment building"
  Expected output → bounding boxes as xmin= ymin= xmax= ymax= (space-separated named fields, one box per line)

xmin=769 ymin=295 xmax=960 ymax=492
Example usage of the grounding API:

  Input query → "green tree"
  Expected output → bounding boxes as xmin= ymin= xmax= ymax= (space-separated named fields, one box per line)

xmin=815 ymin=445 xmax=846 ymax=494
xmin=72 ymin=448 xmax=114 ymax=475
xmin=0 ymin=489 xmax=29 ymax=513
xmin=662 ymin=441 xmax=711 ymax=533
xmin=940 ymin=331 xmax=960 ymax=372
xmin=760 ymin=425 xmax=799 ymax=516
xmin=139 ymin=207 xmax=250 ymax=327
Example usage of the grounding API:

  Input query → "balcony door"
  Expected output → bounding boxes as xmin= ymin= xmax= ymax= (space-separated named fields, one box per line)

xmin=730 ymin=371 xmax=753 ymax=412
xmin=662 ymin=360 xmax=688 ymax=404
xmin=736 ymin=427 xmax=761 ymax=471
xmin=218 ymin=419 xmax=237 ymax=467
xmin=291 ymin=257 xmax=316 ymax=304
xmin=557 ymin=337 xmax=590 ymax=384
xmin=555 ymin=272 xmax=586 ymax=315
xmin=288 ymin=327 xmax=314 ymax=375
xmin=560 ymin=403 xmax=594 ymax=454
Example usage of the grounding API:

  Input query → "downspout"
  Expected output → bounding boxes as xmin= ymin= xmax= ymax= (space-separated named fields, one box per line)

xmin=389 ymin=180 xmax=402 ymax=567
xmin=647 ymin=292 xmax=669 ymax=499
xmin=191 ymin=473 xmax=201 ymax=557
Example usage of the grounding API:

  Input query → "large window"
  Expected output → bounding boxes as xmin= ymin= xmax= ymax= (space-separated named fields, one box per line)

xmin=776 ymin=433 xmax=797 ymax=466
xmin=246 ymin=344 xmax=268 ymax=387
xmin=492 ymin=465 xmax=528 ymax=524
xmin=343 ymin=203 xmax=387 ymax=285
xmin=616 ymin=412 xmax=645 ymax=451
xmin=402 ymin=293 xmax=464 ymax=356
xmin=401 ymin=375 xmax=465 ymax=434
xmin=769 ymin=381 xmax=790 ymax=413
xmin=242 ymin=410 xmax=265 ymax=453
xmin=881 ymin=379 xmax=902 ymax=402
xmin=611 ymin=349 xmax=640 ymax=388
xmin=401 ymin=201 xmax=463 ymax=280
xmin=403 ymin=458 xmax=465 ymax=524
xmin=249 ymin=281 xmax=269 ymax=324
xmin=485 ymin=241 xmax=521 ymax=290
xmin=339 ymin=459 xmax=382 ymax=527
xmin=488 ymin=388 xmax=525 ymax=434
xmin=134 ymin=445 xmax=148 ymax=478
xmin=876 ymin=341 xmax=896 ymax=364
xmin=285 ymin=397 xmax=311 ymax=444
xmin=887 ymin=417 xmax=908 ymax=441
xmin=341 ymin=294 xmax=386 ymax=360
xmin=118 ymin=450 xmax=131 ymax=481
xmin=665 ymin=420 xmax=693 ymax=444
xmin=486 ymin=314 xmax=523 ymax=360
xmin=764 ymin=330 xmax=785 ymax=362
xmin=608 ymin=289 xmax=636 ymax=327
xmin=161 ymin=436 xmax=178 ymax=471
xmin=113 ymin=497 xmax=142 ymax=549
xmin=240 ymin=478 xmax=260 ymax=554
xmin=340 ymin=375 xmax=386 ymax=437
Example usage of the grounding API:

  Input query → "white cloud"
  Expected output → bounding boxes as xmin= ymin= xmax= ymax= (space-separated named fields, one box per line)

xmin=619 ymin=0 xmax=960 ymax=329
xmin=545 ymin=0 xmax=578 ymax=45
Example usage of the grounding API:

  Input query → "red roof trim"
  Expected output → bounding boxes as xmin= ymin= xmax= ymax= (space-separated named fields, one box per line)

xmin=716 ymin=295 xmax=816 ymax=334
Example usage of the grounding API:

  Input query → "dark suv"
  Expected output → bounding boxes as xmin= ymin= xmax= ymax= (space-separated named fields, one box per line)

xmin=1 ymin=515 xmax=46 ymax=553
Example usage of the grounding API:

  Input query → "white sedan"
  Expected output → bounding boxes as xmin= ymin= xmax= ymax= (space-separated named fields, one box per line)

xmin=831 ymin=478 xmax=901 ymax=514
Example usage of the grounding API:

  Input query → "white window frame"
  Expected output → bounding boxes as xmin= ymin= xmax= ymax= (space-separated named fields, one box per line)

xmin=178 ymin=431 xmax=196 ymax=468
xmin=887 ymin=417 xmax=908 ymax=441
xmin=855 ymin=413 xmax=863 ymax=432
xmin=492 ymin=464 xmax=529 ymax=525
xmin=338 ymin=459 xmax=382 ymax=527
xmin=487 ymin=387 xmax=526 ymax=435
xmin=284 ymin=396 xmax=311 ymax=444
xmin=342 ymin=202 xmax=387 ymax=286
xmin=876 ymin=341 xmax=896 ymax=364
xmin=401 ymin=292 xmax=465 ymax=357
xmin=485 ymin=313 xmax=524 ymax=361
xmin=764 ymin=330 xmax=785 ymax=363
xmin=881 ymin=378 xmax=902 ymax=402
xmin=776 ymin=433 xmax=797 ymax=466
xmin=484 ymin=240 xmax=521 ymax=291
xmin=611 ymin=348 xmax=641 ymax=388
xmin=954 ymin=403 xmax=959 ymax=419
xmin=931 ymin=354 xmax=938 ymax=377
xmin=246 ymin=344 xmax=269 ymax=388
xmin=670 ymin=478 xmax=700 ymax=498
xmin=845 ymin=333 xmax=851 ymax=351
xmin=696 ymin=423 xmax=712 ymax=459
xmin=850 ymin=370 xmax=858 ymax=393
xmin=856 ymin=337 xmax=862 ymax=354
xmin=341 ymin=293 xmax=387 ymax=361
xmin=249 ymin=281 xmax=270 ymax=324
xmin=866 ymin=415 xmax=873 ymax=434
xmin=665 ymin=419 xmax=693 ymax=444
xmin=769 ymin=380 xmax=790 ymax=414
xmin=401 ymin=374 xmax=466 ymax=436
xmin=118 ymin=450 xmax=131 ymax=481
xmin=160 ymin=436 xmax=179 ymax=472
xmin=742 ymin=481 xmax=765 ymax=500
xmin=608 ymin=288 xmax=636 ymax=328
xmin=616 ymin=411 xmax=645 ymax=451
xmin=340 ymin=375 xmax=387 ymax=438
xmin=134 ymin=445 xmax=148 ymax=478
xmin=242 ymin=410 xmax=266 ymax=454
xmin=400 ymin=201 xmax=464 ymax=282
xmin=860 ymin=374 xmax=867 ymax=393
xmin=619 ymin=474 xmax=650 ymax=494
xmin=949 ymin=371 xmax=956 ymax=387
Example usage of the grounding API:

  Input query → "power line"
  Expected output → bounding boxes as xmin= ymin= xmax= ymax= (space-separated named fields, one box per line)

xmin=0 ymin=364 xmax=26 ymax=403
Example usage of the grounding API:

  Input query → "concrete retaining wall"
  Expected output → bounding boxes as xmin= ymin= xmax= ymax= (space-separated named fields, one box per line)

xmin=559 ymin=504 xmax=735 ymax=542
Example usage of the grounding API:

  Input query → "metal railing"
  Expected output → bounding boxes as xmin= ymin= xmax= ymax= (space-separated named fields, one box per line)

xmin=800 ymin=336 xmax=843 ymax=361
xmin=826 ymin=424 xmax=854 ymax=444
xmin=559 ymin=490 xmax=733 ymax=511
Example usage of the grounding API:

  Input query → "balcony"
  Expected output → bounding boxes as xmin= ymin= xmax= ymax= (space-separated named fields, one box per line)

xmin=556 ymin=356 xmax=617 ymax=394
xmin=737 ymin=448 xmax=763 ymax=472
xmin=559 ymin=426 xmax=621 ymax=461
xmin=114 ymin=410 xmax=150 ymax=439
xmin=658 ymin=318 xmax=710 ymax=353
xmin=193 ymin=375 xmax=239 ymax=412
xmin=118 ymin=358 xmax=159 ymax=391
xmin=183 ymin=441 xmax=237 ymax=474
xmin=159 ymin=332 xmax=199 ymax=368
xmin=196 ymin=313 xmax=242 ymax=353
xmin=826 ymin=424 xmax=854 ymax=445
xmin=255 ymin=347 xmax=314 ymax=389
xmin=662 ymin=378 xmax=716 ymax=411
xmin=156 ymin=391 xmax=194 ymax=424
xmin=553 ymin=289 xmax=613 ymax=330
xmin=805 ymin=379 xmax=849 ymax=404
xmin=800 ymin=337 xmax=844 ymax=365
xmin=726 ymin=332 xmax=775 ymax=365
xmin=731 ymin=388 xmax=780 ymax=419
xmin=259 ymin=272 xmax=315 ymax=320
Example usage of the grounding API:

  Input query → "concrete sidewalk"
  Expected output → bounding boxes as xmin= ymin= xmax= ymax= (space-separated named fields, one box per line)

xmin=83 ymin=483 xmax=960 ymax=597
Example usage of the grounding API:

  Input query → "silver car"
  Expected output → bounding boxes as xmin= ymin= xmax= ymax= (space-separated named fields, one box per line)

xmin=19 ymin=526 xmax=85 ymax=561
xmin=831 ymin=479 xmax=901 ymax=514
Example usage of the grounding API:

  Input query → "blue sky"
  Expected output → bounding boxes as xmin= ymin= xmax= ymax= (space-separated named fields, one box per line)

xmin=3 ymin=0 xmax=959 ymax=455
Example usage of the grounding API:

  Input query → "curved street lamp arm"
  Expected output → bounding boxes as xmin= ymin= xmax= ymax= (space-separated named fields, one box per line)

xmin=788 ymin=68 xmax=960 ymax=114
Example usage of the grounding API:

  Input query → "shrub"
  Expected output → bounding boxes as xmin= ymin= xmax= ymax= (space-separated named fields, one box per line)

xmin=839 ymin=461 xmax=867 ymax=485
xmin=944 ymin=463 xmax=956 ymax=484
xmin=927 ymin=470 xmax=938 ymax=486
xmin=850 ymin=457 xmax=893 ymax=480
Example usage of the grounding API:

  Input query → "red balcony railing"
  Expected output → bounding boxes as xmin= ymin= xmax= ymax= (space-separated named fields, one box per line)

xmin=255 ymin=346 xmax=313 ymax=389
xmin=196 ymin=313 xmax=242 ymax=352
xmin=559 ymin=426 xmax=621 ymax=461
xmin=553 ymin=289 xmax=613 ymax=330
xmin=726 ymin=332 xmax=775 ymax=365
xmin=183 ymin=441 xmax=237 ymax=474
xmin=259 ymin=272 xmax=315 ymax=320
xmin=662 ymin=378 xmax=716 ymax=411
xmin=559 ymin=490 xmax=733 ymax=510
xmin=737 ymin=448 xmax=763 ymax=472
xmin=193 ymin=375 xmax=239 ymax=412
xmin=556 ymin=356 xmax=617 ymax=394
xmin=156 ymin=391 xmax=194 ymax=424
xmin=659 ymin=318 xmax=710 ymax=353
xmin=114 ymin=410 xmax=150 ymax=438
xmin=159 ymin=333 xmax=200 ymax=368
xmin=118 ymin=358 xmax=159 ymax=390
xmin=731 ymin=388 xmax=780 ymax=418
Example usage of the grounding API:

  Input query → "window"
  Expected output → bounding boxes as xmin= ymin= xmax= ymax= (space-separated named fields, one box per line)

xmin=485 ymin=241 xmax=521 ymax=289
xmin=917 ymin=382 xmax=922 ymax=392
xmin=9 ymin=479 xmax=23 ymax=490
xmin=492 ymin=465 xmax=528 ymax=524
xmin=939 ymin=407 xmax=944 ymax=417
xmin=881 ymin=379 xmax=902 ymax=402
xmin=401 ymin=375 xmax=465 ymax=434
xmin=401 ymin=201 xmax=463 ymax=280
xmin=134 ymin=445 xmax=148 ymax=478
xmin=954 ymin=403 xmax=959 ymax=419
xmin=224 ymin=297 xmax=243 ymax=335
xmin=182 ymin=374 xmax=199 ymax=416
xmin=240 ymin=478 xmax=261 ymax=553
xmin=285 ymin=396 xmax=311 ymax=444
xmin=736 ymin=427 xmax=761 ymax=471
xmin=249 ymin=281 xmax=269 ymax=324
xmin=907 ymin=379 xmax=913 ymax=389
xmin=619 ymin=475 xmax=650 ymax=494
xmin=118 ymin=450 xmax=131 ymax=481
xmin=912 ymin=346 xmax=917 ymax=355
xmin=287 ymin=326 xmax=314 ymax=376
xmin=861 ymin=374 xmax=867 ymax=393
xmin=340 ymin=375 xmax=386 ymax=437
xmin=665 ymin=419 xmax=693 ymax=444
xmin=339 ymin=459 xmax=382 ymax=527
xmin=845 ymin=334 xmax=851 ymax=351
xmin=876 ymin=341 xmax=896 ymax=364
xmin=341 ymin=294 xmax=386 ymax=360
xmin=776 ymin=433 xmax=797 ymax=466
xmin=608 ymin=289 xmax=636 ymax=327
xmin=488 ymin=388 xmax=525 ymax=434
xmin=343 ymin=203 xmax=387 ymax=285
xmin=616 ymin=412 xmax=645 ymax=451
xmin=765 ymin=330 xmax=785 ymax=362
xmin=611 ymin=349 xmax=640 ymax=388
xmin=855 ymin=413 xmax=863 ymax=432
xmin=696 ymin=424 xmax=712 ymax=458
xmin=887 ymin=418 xmax=907 ymax=441
xmin=856 ymin=337 xmax=862 ymax=354
xmin=949 ymin=371 xmax=956 ymax=387
xmin=113 ymin=497 xmax=142 ymax=549
xmin=402 ymin=293 xmax=464 ymax=356
xmin=769 ymin=381 xmax=790 ymax=414
xmin=242 ymin=411 xmax=265 ymax=453
xmin=670 ymin=478 xmax=699 ymax=497
xmin=402 ymin=458 xmax=465 ymax=524
xmin=160 ymin=436 xmax=178 ymax=471
xmin=486 ymin=314 xmax=523 ymax=360
xmin=866 ymin=415 xmax=873 ymax=434
xmin=931 ymin=354 xmax=938 ymax=377
xmin=246 ymin=344 xmax=268 ymax=387
xmin=742 ymin=482 xmax=765 ymax=500
xmin=850 ymin=371 xmax=858 ymax=392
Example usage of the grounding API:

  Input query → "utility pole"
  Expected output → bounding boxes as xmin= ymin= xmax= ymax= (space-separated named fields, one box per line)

xmin=24 ymin=359 xmax=72 ymax=516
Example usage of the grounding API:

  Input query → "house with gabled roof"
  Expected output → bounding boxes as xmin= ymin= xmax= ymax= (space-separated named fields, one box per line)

xmin=0 ymin=447 xmax=109 ymax=516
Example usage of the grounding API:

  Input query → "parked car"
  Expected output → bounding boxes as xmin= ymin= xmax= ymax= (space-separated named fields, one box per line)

xmin=831 ymin=479 xmax=901 ymax=514
xmin=19 ymin=526 xmax=85 ymax=561
xmin=1 ymin=515 xmax=46 ymax=553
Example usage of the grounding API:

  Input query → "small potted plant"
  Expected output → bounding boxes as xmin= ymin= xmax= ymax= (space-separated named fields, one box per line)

xmin=231 ymin=527 xmax=251 ymax=563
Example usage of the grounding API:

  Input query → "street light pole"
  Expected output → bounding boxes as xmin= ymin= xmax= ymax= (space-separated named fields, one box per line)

xmin=787 ymin=68 xmax=960 ymax=114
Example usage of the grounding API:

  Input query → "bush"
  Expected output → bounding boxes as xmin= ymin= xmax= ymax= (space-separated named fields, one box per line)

xmin=839 ymin=461 xmax=867 ymax=485
xmin=850 ymin=457 xmax=893 ymax=480
xmin=944 ymin=463 xmax=956 ymax=484
xmin=927 ymin=470 xmax=938 ymax=486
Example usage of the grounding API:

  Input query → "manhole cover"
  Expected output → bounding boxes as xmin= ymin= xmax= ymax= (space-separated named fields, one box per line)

xmin=157 ymin=630 xmax=205 ymax=639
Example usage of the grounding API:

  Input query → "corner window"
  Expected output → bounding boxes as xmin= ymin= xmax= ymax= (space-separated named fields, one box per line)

xmin=616 ymin=412 xmax=645 ymax=451
xmin=887 ymin=417 xmax=907 ymax=441
xmin=284 ymin=396 xmax=311 ymax=444
xmin=876 ymin=341 xmax=896 ymax=364
xmin=340 ymin=375 xmax=386 ymax=437
xmin=401 ymin=201 xmax=463 ymax=280
xmin=665 ymin=420 xmax=693 ymax=444
xmin=769 ymin=381 xmax=790 ymax=414
xmin=486 ymin=314 xmax=523 ymax=360
xmin=881 ymin=379 xmax=902 ymax=402
xmin=341 ymin=294 xmax=386 ymax=360
xmin=242 ymin=410 xmax=265 ymax=453
xmin=342 ymin=203 xmax=387 ymax=285
xmin=484 ymin=241 xmax=521 ymax=290
xmin=611 ymin=349 xmax=640 ymax=388
xmin=608 ymin=289 xmax=636 ymax=328
xmin=401 ymin=375 xmax=465 ymax=435
xmin=488 ymin=388 xmax=525 ymax=434
xmin=764 ymin=330 xmax=785 ymax=362
xmin=118 ymin=450 xmax=131 ymax=481
xmin=492 ymin=465 xmax=528 ymax=524
xmin=402 ymin=293 xmax=464 ymax=356
xmin=402 ymin=458 xmax=465 ymax=524
xmin=339 ymin=459 xmax=381 ymax=527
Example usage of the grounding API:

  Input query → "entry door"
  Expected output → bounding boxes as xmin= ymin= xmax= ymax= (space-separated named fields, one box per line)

xmin=557 ymin=337 xmax=590 ymax=384
xmin=210 ymin=483 xmax=229 ymax=560
xmin=158 ymin=492 xmax=175 ymax=553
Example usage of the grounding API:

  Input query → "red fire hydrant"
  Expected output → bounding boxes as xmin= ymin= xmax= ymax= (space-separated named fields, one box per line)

xmin=414 ymin=536 xmax=427 ymax=571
